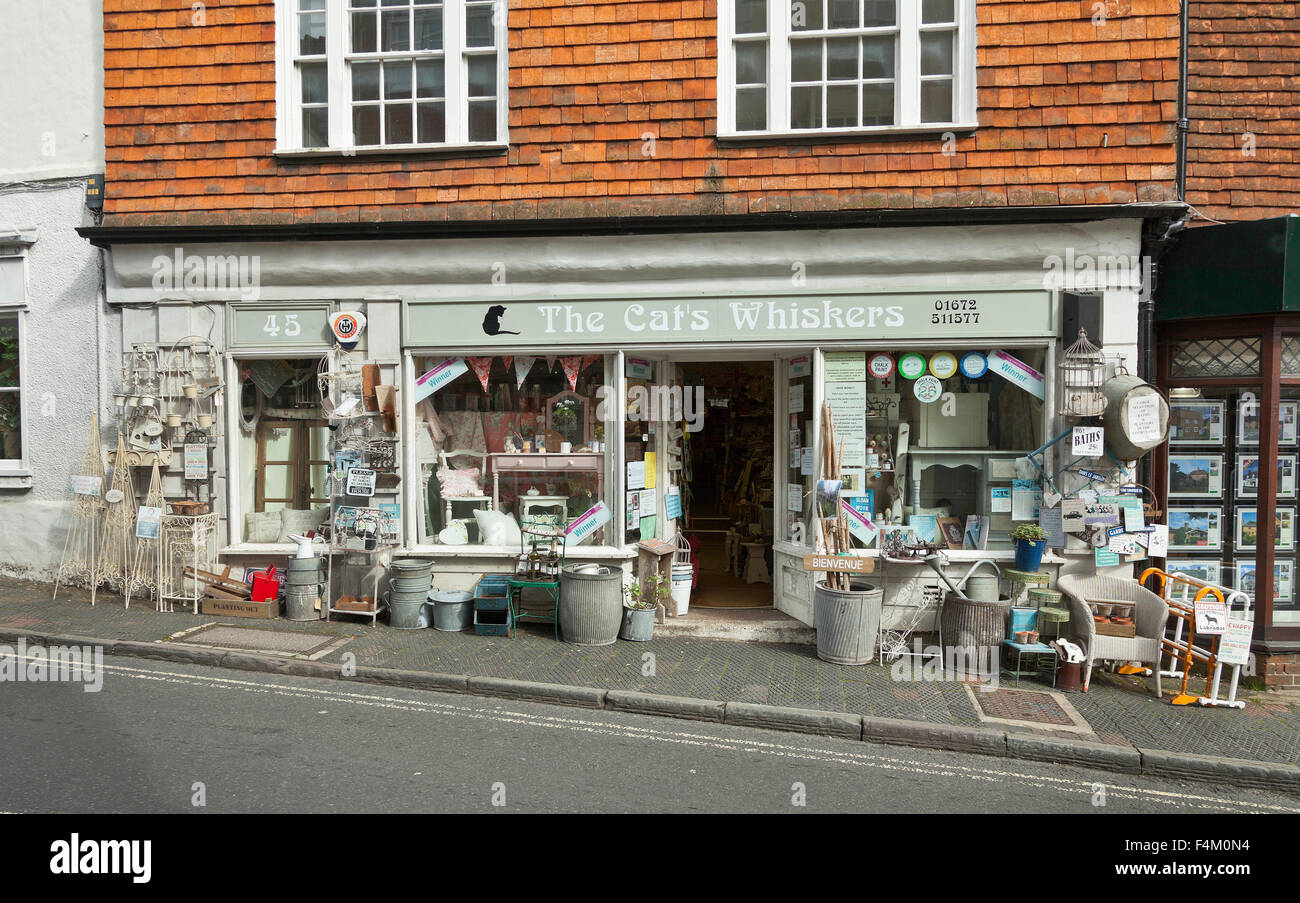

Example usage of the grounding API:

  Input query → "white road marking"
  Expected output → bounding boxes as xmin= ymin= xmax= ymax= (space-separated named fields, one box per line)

xmin=16 ymin=656 xmax=1292 ymax=813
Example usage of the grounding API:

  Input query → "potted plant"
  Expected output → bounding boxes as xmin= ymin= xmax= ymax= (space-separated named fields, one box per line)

xmin=1011 ymin=523 xmax=1049 ymax=573
xmin=620 ymin=574 xmax=665 ymax=642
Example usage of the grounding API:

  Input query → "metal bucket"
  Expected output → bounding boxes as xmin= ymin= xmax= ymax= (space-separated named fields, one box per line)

xmin=619 ymin=606 xmax=655 ymax=642
xmin=559 ymin=565 xmax=622 ymax=646
xmin=390 ymin=577 xmax=432 ymax=594
xmin=390 ymin=558 xmax=433 ymax=575
xmin=388 ymin=596 xmax=426 ymax=629
xmin=431 ymin=590 xmax=474 ymax=631
xmin=813 ymin=579 xmax=883 ymax=665
xmin=284 ymin=586 xmax=321 ymax=621
xmin=283 ymin=567 xmax=324 ymax=586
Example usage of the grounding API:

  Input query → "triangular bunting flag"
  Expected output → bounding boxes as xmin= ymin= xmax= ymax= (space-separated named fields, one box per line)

xmin=501 ymin=355 xmax=514 ymax=373
xmin=561 ymin=356 xmax=581 ymax=391
xmin=468 ymin=357 xmax=493 ymax=392
xmin=514 ymin=356 xmax=536 ymax=389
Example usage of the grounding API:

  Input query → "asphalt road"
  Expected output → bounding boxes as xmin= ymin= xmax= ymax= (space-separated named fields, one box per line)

xmin=1 ymin=655 xmax=1296 ymax=814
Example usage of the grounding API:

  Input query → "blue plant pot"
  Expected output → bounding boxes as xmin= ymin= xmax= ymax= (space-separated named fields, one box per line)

xmin=1014 ymin=539 xmax=1047 ymax=573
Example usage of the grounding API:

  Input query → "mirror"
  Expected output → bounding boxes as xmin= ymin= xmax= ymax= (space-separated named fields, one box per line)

xmin=546 ymin=391 xmax=589 ymax=446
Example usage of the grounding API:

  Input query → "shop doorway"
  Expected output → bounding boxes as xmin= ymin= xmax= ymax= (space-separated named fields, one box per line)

xmin=675 ymin=360 xmax=774 ymax=609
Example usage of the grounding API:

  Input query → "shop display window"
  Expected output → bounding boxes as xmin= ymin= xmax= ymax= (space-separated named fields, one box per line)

xmin=237 ymin=357 xmax=332 ymax=543
xmin=821 ymin=349 xmax=1046 ymax=550
xmin=414 ymin=354 xmax=612 ymax=546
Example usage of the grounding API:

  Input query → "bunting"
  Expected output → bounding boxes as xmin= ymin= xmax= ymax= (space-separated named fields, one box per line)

xmin=561 ymin=356 xmax=582 ymax=391
xmin=514 ymin=356 xmax=536 ymax=389
xmin=468 ymin=357 xmax=493 ymax=392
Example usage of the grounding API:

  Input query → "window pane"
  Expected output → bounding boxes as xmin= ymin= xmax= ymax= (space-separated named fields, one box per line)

xmin=861 ymin=34 xmax=894 ymax=78
xmin=791 ymin=0 xmax=822 ymax=31
xmin=300 ymin=62 xmax=328 ymax=104
xmin=791 ymin=84 xmax=822 ymax=128
xmin=465 ymin=4 xmax=493 ymax=47
xmin=468 ymin=55 xmax=496 ymax=96
xmin=353 ymin=104 xmax=381 ymax=144
xmin=826 ymin=37 xmax=857 ymax=79
xmin=418 ymin=101 xmax=447 ymax=142
xmin=735 ymin=86 xmax=767 ymax=130
xmin=863 ymin=0 xmax=896 ymax=26
xmin=921 ymin=31 xmax=954 ymax=76
xmin=385 ymin=61 xmax=413 ymax=99
xmin=826 ymin=83 xmax=857 ymax=127
xmin=829 ymin=0 xmax=857 ymax=28
xmin=736 ymin=0 xmax=767 ymax=34
xmin=920 ymin=78 xmax=953 ymax=122
xmin=735 ymin=41 xmax=767 ymax=84
xmin=468 ymin=99 xmax=497 ymax=141
xmin=861 ymin=81 xmax=893 ymax=124
xmin=0 ymin=259 xmax=21 ymax=303
xmin=0 ymin=393 xmax=19 ymax=460
xmin=0 ymin=314 xmax=18 ymax=388
xmin=264 ymin=427 xmax=293 ymax=460
xmin=351 ymin=11 xmax=377 ymax=52
xmin=922 ymin=0 xmax=955 ymax=24
xmin=416 ymin=58 xmax=445 ymax=97
xmin=382 ymin=9 xmax=411 ymax=51
xmin=385 ymin=103 xmax=414 ymax=143
xmin=299 ymin=11 xmax=326 ymax=55
xmin=350 ymin=0 xmax=376 ymax=6
xmin=352 ymin=62 xmax=380 ymax=101
xmin=791 ymin=38 xmax=821 ymax=81
xmin=310 ymin=464 xmax=328 ymax=499
xmin=416 ymin=6 xmax=444 ymax=50
xmin=264 ymin=464 xmax=293 ymax=500
xmin=302 ymin=106 xmax=329 ymax=147
xmin=300 ymin=0 xmax=326 ymax=9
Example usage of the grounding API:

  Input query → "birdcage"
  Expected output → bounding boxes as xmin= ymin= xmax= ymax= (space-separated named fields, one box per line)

xmin=1059 ymin=328 xmax=1108 ymax=417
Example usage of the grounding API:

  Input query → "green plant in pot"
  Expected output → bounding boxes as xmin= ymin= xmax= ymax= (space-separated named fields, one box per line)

xmin=620 ymin=574 xmax=665 ymax=642
xmin=1011 ymin=523 xmax=1049 ymax=573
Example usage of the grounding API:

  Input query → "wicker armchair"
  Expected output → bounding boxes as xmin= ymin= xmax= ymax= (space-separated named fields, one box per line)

xmin=1056 ymin=574 xmax=1167 ymax=695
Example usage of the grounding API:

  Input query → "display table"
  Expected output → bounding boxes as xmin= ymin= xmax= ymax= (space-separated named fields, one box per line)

xmin=490 ymin=452 xmax=604 ymax=509
xmin=1004 ymin=568 xmax=1050 ymax=604
xmin=1036 ymin=605 xmax=1071 ymax=640
xmin=1001 ymin=639 xmax=1059 ymax=688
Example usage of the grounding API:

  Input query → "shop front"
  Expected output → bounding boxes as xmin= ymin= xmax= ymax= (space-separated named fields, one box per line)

xmin=97 ymin=218 xmax=1148 ymax=633
xmin=1155 ymin=215 xmax=1300 ymax=686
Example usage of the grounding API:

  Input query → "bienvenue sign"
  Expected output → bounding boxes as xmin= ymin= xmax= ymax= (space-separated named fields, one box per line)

xmin=404 ymin=291 xmax=1054 ymax=347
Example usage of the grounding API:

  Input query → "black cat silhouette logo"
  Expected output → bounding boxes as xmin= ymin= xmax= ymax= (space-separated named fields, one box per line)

xmin=482 ymin=305 xmax=520 ymax=336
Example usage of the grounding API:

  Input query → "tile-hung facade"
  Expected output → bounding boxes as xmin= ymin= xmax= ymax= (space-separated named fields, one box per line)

xmin=79 ymin=1 xmax=1188 ymax=630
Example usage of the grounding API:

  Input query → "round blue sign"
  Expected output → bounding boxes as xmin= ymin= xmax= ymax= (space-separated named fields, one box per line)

xmin=959 ymin=352 xmax=988 ymax=379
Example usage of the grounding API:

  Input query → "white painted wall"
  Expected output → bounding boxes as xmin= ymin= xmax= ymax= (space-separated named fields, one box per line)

xmin=0 ymin=0 xmax=104 ymax=183
xmin=0 ymin=182 xmax=114 ymax=580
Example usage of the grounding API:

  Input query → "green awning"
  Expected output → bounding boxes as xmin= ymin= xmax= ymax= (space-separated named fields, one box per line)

xmin=1157 ymin=215 xmax=1300 ymax=321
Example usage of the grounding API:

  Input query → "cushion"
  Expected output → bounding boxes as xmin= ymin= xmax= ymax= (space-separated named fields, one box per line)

xmin=438 ymin=466 xmax=482 ymax=498
xmin=244 ymin=510 xmax=282 ymax=544
xmin=472 ymin=508 xmax=522 ymax=546
xmin=278 ymin=506 xmax=330 ymax=542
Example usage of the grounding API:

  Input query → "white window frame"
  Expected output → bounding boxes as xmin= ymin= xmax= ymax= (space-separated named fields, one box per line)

xmin=718 ymin=0 xmax=978 ymax=140
xmin=0 ymin=244 xmax=32 ymax=483
xmin=274 ymin=0 xmax=509 ymax=156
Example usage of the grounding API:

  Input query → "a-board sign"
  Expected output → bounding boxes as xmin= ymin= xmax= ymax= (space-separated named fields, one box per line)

xmin=803 ymin=554 xmax=875 ymax=574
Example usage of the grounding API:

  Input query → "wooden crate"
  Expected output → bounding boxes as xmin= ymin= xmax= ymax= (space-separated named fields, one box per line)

xmin=1094 ymin=619 xmax=1137 ymax=638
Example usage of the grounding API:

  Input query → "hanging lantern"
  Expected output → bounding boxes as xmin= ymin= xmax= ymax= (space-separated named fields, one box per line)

xmin=1059 ymin=328 xmax=1108 ymax=417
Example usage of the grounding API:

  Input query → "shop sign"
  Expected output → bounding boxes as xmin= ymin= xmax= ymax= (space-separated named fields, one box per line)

xmin=183 ymin=443 xmax=208 ymax=480
xmin=987 ymin=350 xmax=1045 ymax=400
xmin=789 ymin=356 xmax=811 ymax=378
xmin=1072 ymin=426 xmax=1105 ymax=457
xmin=346 ymin=468 xmax=376 ymax=497
xmin=959 ymin=351 xmax=988 ymax=379
xmin=868 ymin=353 xmax=895 ymax=380
xmin=626 ymin=357 xmax=654 ymax=380
xmin=1217 ymin=618 xmax=1253 ymax=666
xmin=897 ymin=353 xmax=927 ymax=380
xmin=803 ymin=553 xmax=874 ymax=574
xmin=565 ymin=501 xmax=612 ymax=547
xmin=403 ymin=290 xmax=1055 ymax=348
xmin=227 ymin=302 xmax=332 ymax=350
xmin=929 ymin=352 xmax=958 ymax=380
xmin=913 ymin=375 xmax=943 ymax=404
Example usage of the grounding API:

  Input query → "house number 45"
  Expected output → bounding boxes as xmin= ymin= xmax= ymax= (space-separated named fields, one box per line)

xmin=263 ymin=314 xmax=301 ymax=337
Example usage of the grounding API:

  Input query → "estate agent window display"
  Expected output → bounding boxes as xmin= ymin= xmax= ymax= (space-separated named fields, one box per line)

xmin=414 ymin=354 xmax=610 ymax=547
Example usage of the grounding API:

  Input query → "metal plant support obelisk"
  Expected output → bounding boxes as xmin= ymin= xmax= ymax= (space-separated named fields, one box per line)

xmin=53 ymin=414 xmax=107 ymax=604
xmin=93 ymin=433 xmax=137 ymax=599
xmin=126 ymin=460 xmax=164 ymax=609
